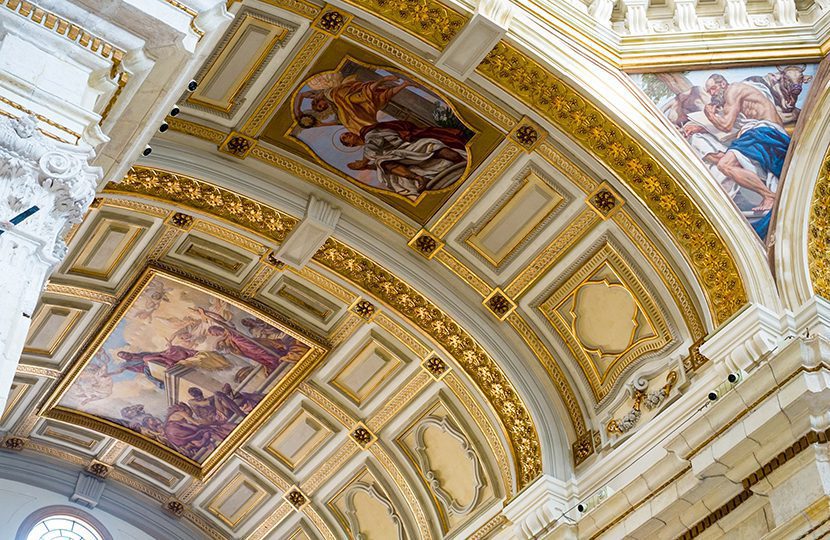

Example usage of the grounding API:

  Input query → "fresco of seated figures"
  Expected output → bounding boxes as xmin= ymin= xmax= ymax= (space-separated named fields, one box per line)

xmin=632 ymin=64 xmax=817 ymax=241
xmin=45 ymin=270 xmax=322 ymax=475
xmin=261 ymin=42 xmax=502 ymax=224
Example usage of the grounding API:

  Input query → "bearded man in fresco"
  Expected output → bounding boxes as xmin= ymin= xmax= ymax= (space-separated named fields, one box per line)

xmin=685 ymin=73 xmax=790 ymax=215
xmin=294 ymin=74 xmax=412 ymax=135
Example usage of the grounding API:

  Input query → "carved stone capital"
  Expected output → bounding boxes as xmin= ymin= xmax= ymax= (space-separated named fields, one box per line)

xmin=699 ymin=303 xmax=784 ymax=374
xmin=500 ymin=474 xmax=571 ymax=539
xmin=0 ymin=115 xmax=101 ymax=258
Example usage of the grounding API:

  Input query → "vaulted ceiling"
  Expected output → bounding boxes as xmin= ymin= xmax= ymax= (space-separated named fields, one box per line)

xmin=5 ymin=0 xmax=828 ymax=537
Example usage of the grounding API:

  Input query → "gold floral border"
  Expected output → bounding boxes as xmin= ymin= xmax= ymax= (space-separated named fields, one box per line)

xmin=340 ymin=0 xmax=467 ymax=49
xmin=477 ymin=41 xmax=747 ymax=325
xmin=313 ymin=238 xmax=542 ymax=486
xmin=808 ymin=143 xmax=830 ymax=298
xmin=109 ymin=167 xmax=298 ymax=243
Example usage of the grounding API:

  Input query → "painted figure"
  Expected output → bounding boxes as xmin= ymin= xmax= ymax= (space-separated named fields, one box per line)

xmin=633 ymin=65 xmax=816 ymax=240
xmin=294 ymin=73 xmax=411 ymax=134
xmin=57 ymin=274 xmax=311 ymax=464
xmin=340 ymin=120 xmax=468 ymax=198
xmin=290 ymin=60 xmax=475 ymax=200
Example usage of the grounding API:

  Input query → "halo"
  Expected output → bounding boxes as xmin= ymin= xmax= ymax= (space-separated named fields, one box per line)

xmin=331 ymin=128 xmax=363 ymax=153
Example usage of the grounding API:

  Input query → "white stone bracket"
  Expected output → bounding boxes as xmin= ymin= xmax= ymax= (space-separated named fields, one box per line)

xmin=435 ymin=0 xmax=512 ymax=80
xmin=276 ymin=195 xmax=341 ymax=269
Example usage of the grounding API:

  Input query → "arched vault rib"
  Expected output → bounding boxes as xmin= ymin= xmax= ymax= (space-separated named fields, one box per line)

xmin=107 ymin=167 xmax=544 ymax=488
xmin=476 ymin=41 xmax=748 ymax=326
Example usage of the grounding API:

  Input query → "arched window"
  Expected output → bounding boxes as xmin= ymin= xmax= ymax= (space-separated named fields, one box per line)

xmin=16 ymin=506 xmax=111 ymax=540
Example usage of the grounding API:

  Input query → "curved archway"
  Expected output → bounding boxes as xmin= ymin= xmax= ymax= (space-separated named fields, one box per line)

xmin=15 ymin=505 xmax=112 ymax=540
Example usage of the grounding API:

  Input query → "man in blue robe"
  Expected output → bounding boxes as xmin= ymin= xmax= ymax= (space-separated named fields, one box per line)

xmin=699 ymin=74 xmax=791 ymax=237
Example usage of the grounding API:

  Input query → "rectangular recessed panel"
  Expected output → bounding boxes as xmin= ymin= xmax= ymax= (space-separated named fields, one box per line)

xmin=34 ymin=420 xmax=104 ymax=452
xmin=0 ymin=380 xmax=32 ymax=425
xmin=24 ymin=305 xmax=82 ymax=356
xmin=173 ymin=235 xmax=253 ymax=276
xmin=189 ymin=14 xmax=289 ymax=112
xmin=330 ymin=341 xmax=403 ymax=406
xmin=207 ymin=473 xmax=269 ymax=528
xmin=266 ymin=408 xmax=332 ymax=470
xmin=263 ymin=276 xmax=342 ymax=327
xmin=121 ymin=451 xmax=186 ymax=489
xmin=467 ymin=172 xmax=562 ymax=265
xmin=67 ymin=218 xmax=144 ymax=279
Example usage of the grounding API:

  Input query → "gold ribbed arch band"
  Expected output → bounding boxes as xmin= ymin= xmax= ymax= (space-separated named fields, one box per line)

xmin=477 ymin=42 xmax=747 ymax=325
xmin=808 ymin=144 xmax=830 ymax=297
xmin=106 ymin=167 xmax=543 ymax=487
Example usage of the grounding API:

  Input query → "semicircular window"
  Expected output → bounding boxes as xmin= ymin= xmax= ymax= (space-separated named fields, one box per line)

xmin=25 ymin=514 xmax=104 ymax=540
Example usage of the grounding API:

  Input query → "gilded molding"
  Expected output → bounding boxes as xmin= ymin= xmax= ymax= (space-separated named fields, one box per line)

xmin=327 ymin=312 xmax=363 ymax=345
xmin=108 ymin=167 xmax=298 ymax=244
xmin=237 ymin=448 xmax=292 ymax=490
xmin=193 ymin=220 xmax=268 ymax=254
xmin=340 ymin=0 xmax=467 ymax=49
xmin=292 ymin=266 xmax=358 ymax=303
xmin=808 ymin=143 xmax=830 ymax=299
xmin=298 ymin=382 xmax=358 ymax=428
xmin=303 ymin=504 xmax=337 ymax=540
xmin=374 ymin=313 xmax=432 ymax=359
xmin=431 ymin=142 xmax=522 ymax=238
xmin=97 ymin=197 xmax=170 ymax=217
xmin=147 ymin=226 xmax=182 ymax=262
xmin=444 ymin=372 xmax=513 ymax=498
xmin=614 ymin=211 xmax=705 ymax=339
xmin=14 ymin=364 xmax=60 ymax=379
xmin=469 ymin=513 xmax=509 ymax=539
xmin=44 ymin=283 xmax=118 ymax=305
xmin=313 ymin=238 xmax=542 ymax=487
xmin=301 ymin=441 xmax=359 ymax=494
xmin=367 ymin=371 xmax=432 ymax=430
xmin=506 ymin=312 xmax=587 ymax=438
xmin=344 ymin=24 xmax=514 ymax=130
xmin=434 ymin=250 xmax=492 ymax=297
xmin=537 ymin=142 xmax=599 ymax=193
xmin=257 ymin=0 xmax=321 ymax=19
xmin=167 ymin=117 xmax=227 ymax=144
xmin=369 ymin=442 xmax=433 ymax=539
xmin=246 ymin=503 xmax=292 ymax=540
xmin=477 ymin=41 xmax=747 ymax=325
xmin=240 ymin=30 xmax=331 ymax=136
xmin=249 ymin=145 xmax=418 ymax=238
xmin=504 ymin=207 xmax=600 ymax=298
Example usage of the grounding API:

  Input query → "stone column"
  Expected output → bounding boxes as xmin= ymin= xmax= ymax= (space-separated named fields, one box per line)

xmin=0 ymin=115 xmax=100 ymax=411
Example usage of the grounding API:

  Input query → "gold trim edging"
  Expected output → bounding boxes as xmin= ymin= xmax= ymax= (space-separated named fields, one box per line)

xmin=808 ymin=143 xmax=830 ymax=299
xmin=107 ymin=167 xmax=542 ymax=487
xmin=108 ymin=167 xmax=298 ymax=244
xmin=313 ymin=238 xmax=542 ymax=486
xmin=477 ymin=41 xmax=746 ymax=325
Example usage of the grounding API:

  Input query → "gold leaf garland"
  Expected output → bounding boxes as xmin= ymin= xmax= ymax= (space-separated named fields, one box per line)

xmin=313 ymin=238 xmax=542 ymax=486
xmin=477 ymin=42 xmax=747 ymax=325
xmin=808 ymin=143 xmax=830 ymax=298
xmin=341 ymin=0 xmax=467 ymax=49
xmin=109 ymin=167 xmax=298 ymax=244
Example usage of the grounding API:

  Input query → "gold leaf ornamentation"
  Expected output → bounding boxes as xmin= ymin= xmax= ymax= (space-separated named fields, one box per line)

xmin=477 ymin=42 xmax=746 ymax=325
xmin=108 ymin=167 xmax=298 ymax=243
xmin=341 ymin=0 xmax=467 ymax=49
xmin=808 ymin=145 xmax=830 ymax=298
xmin=313 ymin=238 xmax=542 ymax=486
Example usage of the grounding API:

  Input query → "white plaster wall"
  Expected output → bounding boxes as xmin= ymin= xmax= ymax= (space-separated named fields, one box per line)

xmin=0 ymin=479 xmax=154 ymax=540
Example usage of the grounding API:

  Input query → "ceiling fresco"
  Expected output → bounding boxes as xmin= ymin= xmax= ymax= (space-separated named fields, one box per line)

xmin=262 ymin=40 xmax=503 ymax=224
xmin=44 ymin=269 xmax=324 ymax=476
xmin=6 ymin=0 xmax=827 ymax=538
xmin=631 ymin=64 xmax=818 ymax=240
